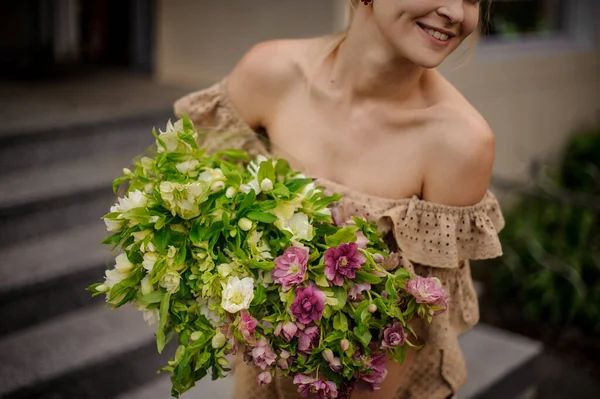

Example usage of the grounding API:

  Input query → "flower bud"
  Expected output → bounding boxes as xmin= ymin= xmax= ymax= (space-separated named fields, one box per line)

xmin=96 ymin=284 xmax=110 ymax=293
xmin=217 ymin=357 xmax=230 ymax=367
xmin=211 ymin=181 xmax=225 ymax=192
xmin=340 ymin=339 xmax=350 ymax=351
xmin=190 ymin=331 xmax=203 ymax=341
xmin=211 ymin=331 xmax=227 ymax=349
xmin=123 ymin=168 xmax=134 ymax=177
xmin=368 ymin=304 xmax=377 ymax=313
xmin=238 ymin=217 xmax=253 ymax=231
xmin=229 ymin=229 xmax=237 ymax=238
xmin=260 ymin=178 xmax=273 ymax=192
xmin=226 ymin=186 xmax=237 ymax=199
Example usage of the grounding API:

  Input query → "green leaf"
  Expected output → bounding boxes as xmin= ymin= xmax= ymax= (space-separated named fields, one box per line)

xmin=315 ymin=274 xmax=329 ymax=287
xmin=354 ymin=300 xmax=370 ymax=325
xmin=246 ymin=211 xmax=277 ymax=224
xmin=157 ymin=292 xmax=171 ymax=353
xmin=248 ymin=260 xmax=275 ymax=271
xmin=270 ymin=184 xmax=290 ymax=197
xmin=393 ymin=268 xmax=411 ymax=280
xmin=258 ymin=160 xmax=276 ymax=184
xmin=135 ymin=290 xmax=163 ymax=306
xmin=390 ymin=345 xmax=408 ymax=365
xmin=251 ymin=284 xmax=267 ymax=306
xmin=330 ymin=286 xmax=347 ymax=311
xmin=325 ymin=226 xmax=358 ymax=247
xmin=154 ymin=228 xmax=171 ymax=252
xmin=385 ymin=278 xmax=398 ymax=301
xmin=333 ymin=312 xmax=349 ymax=332
xmin=354 ymin=271 xmax=382 ymax=285
xmin=287 ymin=178 xmax=313 ymax=193
xmin=353 ymin=325 xmax=372 ymax=346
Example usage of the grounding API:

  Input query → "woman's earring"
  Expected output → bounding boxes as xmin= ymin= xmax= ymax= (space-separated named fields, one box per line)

xmin=361 ymin=0 xmax=372 ymax=5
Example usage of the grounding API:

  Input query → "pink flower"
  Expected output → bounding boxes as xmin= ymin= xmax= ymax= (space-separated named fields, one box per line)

xmin=293 ymin=375 xmax=338 ymax=399
xmin=322 ymin=348 xmax=342 ymax=372
xmin=239 ymin=310 xmax=258 ymax=342
xmin=355 ymin=231 xmax=369 ymax=249
xmin=272 ymin=246 xmax=309 ymax=291
xmin=257 ymin=371 xmax=272 ymax=386
xmin=355 ymin=351 xmax=388 ymax=392
xmin=347 ymin=282 xmax=371 ymax=301
xmin=297 ymin=325 xmax=320 ymax=353
xmin=382 ymin=322 xmax=406 ymax=349
xmin=324 ymin=242 xmax=365 ymax=286
xmin=274 ymin=321 xmax=298 ymax=342
xmin=406 ymin=277 xmax=447 ymax=306
xmin=277 ymin=349 xmax=290 ymax=369
xmin=251 ymin=337 xmax=277 ymax=370
xmin=290 ymin=285 xmax=326 ymax=324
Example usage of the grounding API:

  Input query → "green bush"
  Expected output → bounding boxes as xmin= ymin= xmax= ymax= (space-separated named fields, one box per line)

xmin=489 ymin=127 xmax=600 ymax=333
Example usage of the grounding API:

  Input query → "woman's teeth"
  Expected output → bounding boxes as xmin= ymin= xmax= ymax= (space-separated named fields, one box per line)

xmin=425 ymin=29 xmax=450 ymax=42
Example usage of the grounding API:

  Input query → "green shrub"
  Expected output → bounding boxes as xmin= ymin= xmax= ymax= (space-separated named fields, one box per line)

xmin=489 ymin=127 xmax=600 ymax=333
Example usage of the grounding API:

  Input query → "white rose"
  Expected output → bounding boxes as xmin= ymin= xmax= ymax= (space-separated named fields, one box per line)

xmin=140 ymin=275 xmax=154 ymax=295
xmin=221 ymin=276 xmax=255 ymax=313
xmin=143 ymin=309 xmax=159 ymax=326
xmin=160 ymin=270 xmax=181 ymax=294
xmin=142 ymin=252 xmax=159 ymax=272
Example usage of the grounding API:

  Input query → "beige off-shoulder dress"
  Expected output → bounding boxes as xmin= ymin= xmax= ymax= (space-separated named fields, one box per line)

xmin=173 ymin=79 xmax=505 ymax=399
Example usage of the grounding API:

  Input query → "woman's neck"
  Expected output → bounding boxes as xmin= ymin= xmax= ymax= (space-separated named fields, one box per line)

xmin=327 ymin=13 xmax=427 ymax=105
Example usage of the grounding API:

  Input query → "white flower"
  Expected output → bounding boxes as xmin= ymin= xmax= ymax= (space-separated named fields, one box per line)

xmin=159 ymin=181 xmax=209 ymax=219
xmin=226 ymin=187 xmax=237 ymax=199
xmin=260 ymin=178 xmax=273 ymax=192
xmin=140 ymin=157 xmax=155 ymax=175
xmin=157 ymin=119 xmax=195 ymax=154
xmin=238 ymin=217 xmax=253 ymax=232
xmin=240 ymin=179 xmax=261 ymax=195
xmin=247 ymin=155 xmax=269 ymax=176
xmin=104 ymin=218 xmax=125 ymax=232
xmin=160 ymin=270 xmax=181 ymax=294
xmin=275 ymin=212 xmax=314 ymax=242
xmin=197 ymin=297 xmax=222 ymax=326
xmin=217 ymin=263 xmax=234 ymax=278
xmin=247 ymin=230 xmax=273 ymax=260
xmin=211 ymin=181 xmax=225 ymax=192
xmin=198 ymin=168 xmax=225 ymax=186
xmin=132 ymin=230 xmax=156 ymax=253
xmin=114 ymin=253 xmax=134 ymax=273
xmin=143 ymin=309 xmax=159 ymax=326
xmin=140 ymin=275 xmax=154 ymax=295
xmin=119 ymin=190 xmax=148 ymax=213
xmin=211 ymin=331 xmax=227 ymax=349
xmin=176 ymin=159 xmax=201 ymax=177
xmin=221 ymin=276 xmax=255 ymax=313
xmin=142 ymin=252 xmax=159 ymax=272
xmin=104 ymin=268 xmax=129 ymax=289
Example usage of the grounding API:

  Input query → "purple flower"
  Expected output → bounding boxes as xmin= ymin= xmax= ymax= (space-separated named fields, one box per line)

xmin=347 ymin=283 xmax=371 ymax=301
xmin=290 ymin=285 xmax=326 ymax=324
xmin=382 ymin=322 xmax=406 ymax=349
xmin=257 ymin=371 xmax=272 ymax=386
xmin=322 ymin=348 xmax=342 ymax=372
xmin=274 ymin=321 xmax=298 ymax=342
xmin=293 ymin=375 xmax=338 ymax=399
xmin=251 ymin=337 xmax=277 ymax=370
xmin=239 ymin=310 xmax=258 ymax=342
xmin=355 ymin=351 xmax=388 ymax=392
xmin=272 ymin=246 xmax=309 ymax=291
xmin=324 ymin=242 xmax=365 ymax=286
xmin=297 ymin=324 xmax=320 ymax=353
xmin=406 ymin=277 xmax=448 ymax=306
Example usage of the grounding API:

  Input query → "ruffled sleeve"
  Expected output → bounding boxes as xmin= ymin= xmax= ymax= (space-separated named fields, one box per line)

xmin=173 ymin=78 xmax=269 ymax=157
xmin=377 ymin=191 xmax=505 ymax=268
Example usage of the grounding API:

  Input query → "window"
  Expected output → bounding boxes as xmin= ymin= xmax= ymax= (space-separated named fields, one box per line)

xmin=478 ymin=0 xmax=598 ymax=56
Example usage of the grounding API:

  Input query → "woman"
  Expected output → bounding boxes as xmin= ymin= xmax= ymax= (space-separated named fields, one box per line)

xmin=174 ymin=0 xmax=504 ymax=398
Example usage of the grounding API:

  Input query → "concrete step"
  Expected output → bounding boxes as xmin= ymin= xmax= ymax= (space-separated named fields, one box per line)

xmin=0 ymin=152 xmax=133 ymax=247
xmin=0 ymin=110 xmax=171 ymax=173
xmin=116 ymin=374 xmax=233 ymax=399
xmin=458 ymin=323 xmax=543 ymax=399
xmin=0 ymin=303 xmax=173 ymax=399
xmin=0 ymin=222 xmax=110 ymax=335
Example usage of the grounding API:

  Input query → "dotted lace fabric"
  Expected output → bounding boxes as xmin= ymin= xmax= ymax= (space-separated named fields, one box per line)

xmin=174 ymin=80 xmax=506 ymax=399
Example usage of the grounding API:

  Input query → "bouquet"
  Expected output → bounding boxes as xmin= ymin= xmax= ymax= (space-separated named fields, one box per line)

xmin=88 ymin=117 xmax=448 ymax=398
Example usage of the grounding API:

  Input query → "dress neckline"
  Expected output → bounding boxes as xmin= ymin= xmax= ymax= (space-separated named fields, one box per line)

xmin=216 ymin=78 xmax=493 ymax=212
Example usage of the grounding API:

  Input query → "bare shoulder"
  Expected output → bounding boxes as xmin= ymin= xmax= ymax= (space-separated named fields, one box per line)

xmin=422 ymin=77 xmax=495 ymax=206
xmin=226 ymin=38 xmax=321 ymax=128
